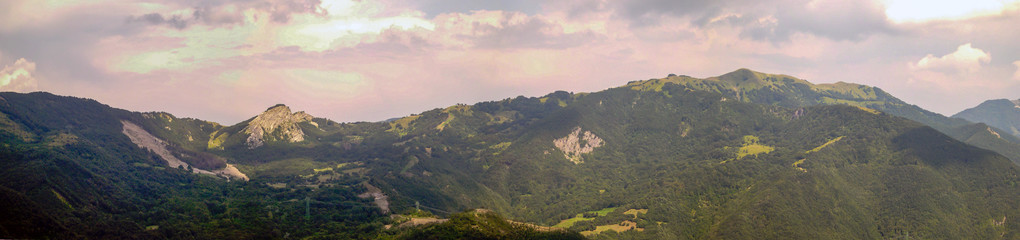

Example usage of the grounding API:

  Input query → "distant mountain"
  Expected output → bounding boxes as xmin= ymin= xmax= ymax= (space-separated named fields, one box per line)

xmin=627 ymin=69 xmax=1020 ymax=164
xmin=954 ymin=99 xmax=1020 ymax=137
xmin=4 ymin=69 xmax=1020 ymax=239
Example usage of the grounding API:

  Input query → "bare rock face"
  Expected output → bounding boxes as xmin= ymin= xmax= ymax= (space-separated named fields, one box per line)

xmin=553 ymin=126 xmax=604 ymax=164
xmin=122 ymin=120 xmax=249 ymax=180
xmin=244 ymin=105 xmax=313 ymax=149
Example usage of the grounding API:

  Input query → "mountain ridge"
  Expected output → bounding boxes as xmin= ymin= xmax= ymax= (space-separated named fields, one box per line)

xmin=4 ymin=69 xmax=1020 ymax=239
xmin=625 ymin=69 xmax=1020 ymax=164
xmin=954 ymin=98 xmax=1020 ymax=137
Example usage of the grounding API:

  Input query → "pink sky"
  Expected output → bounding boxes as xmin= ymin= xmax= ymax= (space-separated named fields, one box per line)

xmin=2 ymin=0 xmax=1020 ymax=124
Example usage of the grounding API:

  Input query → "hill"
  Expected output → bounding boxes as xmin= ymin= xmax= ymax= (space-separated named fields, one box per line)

xmin=623 ymin=69 xmax=1020 ymax=164
xmin=4 ymin=69 xmax=1020 ymax=239
xmin=354 ymin=79 xmax=1020 ymax=238
xmin=0 ymin=92 xmax=388 ymax=239
xmin=954 ymin=99 xmax=1020 ymax=137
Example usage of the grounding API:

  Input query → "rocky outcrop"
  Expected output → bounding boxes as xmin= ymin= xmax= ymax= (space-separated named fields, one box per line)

xmin=122 ymin=120 xmax=189 ymax=169
xmin=244 ymin=104 xmax=313 ymax=149
xmin=358 ymin=182 xmax=390 ymax=213
xmin=121 ymin=120 xmax=248 ymax=180
xmin=553 ymin=126 xmax=604 ymax=164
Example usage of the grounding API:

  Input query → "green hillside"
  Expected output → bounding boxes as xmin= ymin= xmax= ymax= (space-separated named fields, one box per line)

xmin=0 ymin=93 xmax=389 ymax=239
xmin=624 ymin=69 xmax=1020 ymax=164
xmin=357 ymin=81 xmax=1020 ymax=238
xmin=4 ymin=69 xmax=1020 ymax=239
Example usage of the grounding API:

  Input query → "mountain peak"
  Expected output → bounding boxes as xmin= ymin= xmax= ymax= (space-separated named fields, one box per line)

xmin=953 ymin=98 xmax=1020 ymax=138
xmin=716 ymin=68 xmax=764 ymax=83
xmin=265 ymin=104 xmax=290 ymax=112
xmin=977 ymin=99 xmax=1016 ymax=108
xmin=243 ymin=104 xmax=314 ymax=148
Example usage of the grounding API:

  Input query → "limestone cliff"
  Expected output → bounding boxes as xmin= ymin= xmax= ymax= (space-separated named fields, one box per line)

xmin=553 ymin=126 xmax=604 ymax=164
xmin=244 ymin=104 xmax=314 ymax=149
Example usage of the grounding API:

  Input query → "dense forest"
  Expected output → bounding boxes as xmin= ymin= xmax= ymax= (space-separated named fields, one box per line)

xmin=3 ymin=69 xmax=1020 ymax=239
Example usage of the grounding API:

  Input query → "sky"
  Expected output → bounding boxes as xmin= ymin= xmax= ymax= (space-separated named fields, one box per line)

xmin=1 ymin=0 xmax=1019 ymax=124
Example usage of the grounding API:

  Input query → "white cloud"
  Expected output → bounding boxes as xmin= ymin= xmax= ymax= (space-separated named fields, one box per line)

xmin=0 ymin=58 xmax=40 ymax=92
xmin=1014 ymin=60 xmax=1020 ymax=80
xmin=884 ymin=0 xmax=1020 ymax=23
xmin=0 ymin=1 xmax=116 ymax=33
xmin=912 ymin=43 xmax=990 ymax=74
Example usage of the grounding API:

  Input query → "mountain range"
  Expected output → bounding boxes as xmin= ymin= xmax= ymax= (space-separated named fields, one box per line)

xmin=2 ymin=69 xmax=1020 ymax=239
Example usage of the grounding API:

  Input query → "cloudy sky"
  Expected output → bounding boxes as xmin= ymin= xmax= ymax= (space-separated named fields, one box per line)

xmin=1 ymin=0 xmax=1019 ymax=124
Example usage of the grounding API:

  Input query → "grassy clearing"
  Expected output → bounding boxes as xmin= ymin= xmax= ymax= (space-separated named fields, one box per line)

xmin=336 ymin=162 xmax=362 ymax=169
xmin=313 ymin=167 xmax=333 ymax=173
xmin=484 ymin=110 xmax=517 ymax=125
xmin=386 ymin=115 xmax=420 ymax=137
xmin=856 ymin=106 xmax=881 ymax=114
xmin=552 ymin=207 xmax=618 ymax=228
xmin=580 ymin=220 xmax=643 ymax=236
xmin=436 ymin=113 xmax=455 ymax=131
xmin=736 ymin=135 xmax=774 ymax=159
xmin=436 ymin=104 xmax=473 ymax=131
xmin=553 ymin=215 xmax=594 ymax=229
xmin=813 ymin=82 xmax=880 ymax=99
xmin=591 ymin=207 xmax=618 ymax=216
xmin=207 ymin=131 xmax=228 ymax=150
xmin=722 ymin=135 xmax=775 ymax=164
xmin=489 ymin=142 xmax=512 ymax=155
xmin=624 ymin=209 xmax=648 ymax=219
xmin=806 ymin=136 xmax=844 ymax=154
xmin=818 ymin=97 xmax=885 ymax=114
xmin=737 ymin=144 xmax=774 ymax=159
xmin=629 ymin=79 xmax=668 ymax=92
xmin=796 ymin=136 xmax=844 ymax=172
xmin=51 ymin=189 xmax=73 ymax=210
xmin=793 ymin=158 xmax=807 ymax=172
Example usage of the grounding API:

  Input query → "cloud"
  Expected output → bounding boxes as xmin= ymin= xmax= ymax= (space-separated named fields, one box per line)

xmin=912 ymin=43 xmax=991 ymax=74
xmin=126 ymin=0 xmax=327 ymax=30
xmin=613 ymin=0 xmax=893 ymax=42
xmin=437 ymin=11 xmax=601 ymax=49
xmin=4 ymin=0 xmax=1020 ymax=124
xmin=1014 ymin=60 xmax=1020 ymax=80
xmin=885 ymin=0 xmax=1020 ymax=22
xmin=0 ymin=58 xmax=40 ymax=92
xmin=766 ymin=0 xmax=893 ymax=41
xmin=386 ymin=0 xmax=545 ymax=17
xmin=279 ymin=3 xmax=435 ymax=52
xmin=127 ymin=13 xmax=191 ymax=29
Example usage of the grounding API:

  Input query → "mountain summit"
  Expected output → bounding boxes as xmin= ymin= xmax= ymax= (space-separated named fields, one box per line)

xmin=242 ymin=104 xmax=314 ymax=148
